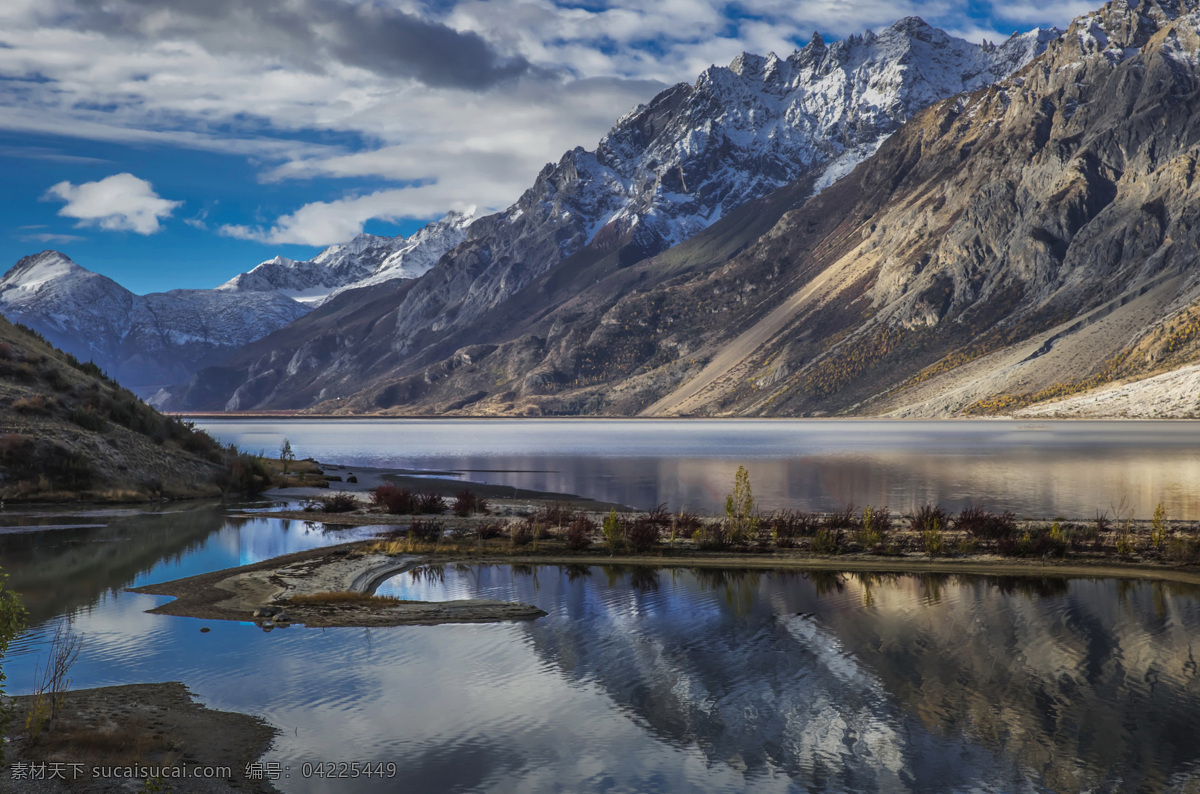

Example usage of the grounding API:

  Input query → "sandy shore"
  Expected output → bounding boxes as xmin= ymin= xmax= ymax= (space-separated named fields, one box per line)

xmin=0 ymin=682 xmax=277 ymax=793
xmin=132 ymin=543 xmax=546 ymax=627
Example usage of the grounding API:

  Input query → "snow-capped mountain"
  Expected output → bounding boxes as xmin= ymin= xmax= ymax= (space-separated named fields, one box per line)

xmin=572 ymin=20 xmax=1062 ymax=254
xmin=216 ymin=210 xmax=474 ymax=305
xmin=357 ymin=18 xmax=1063 ymax=359
xmin=166 ymin=16 xmax=1062 ymax=412
xmin=0 ymin=251 xmax=310 ymax=395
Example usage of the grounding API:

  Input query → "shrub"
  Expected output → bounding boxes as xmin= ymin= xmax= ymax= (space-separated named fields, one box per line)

xmin=1151 ymin=502 xmax=1169 ymax=550
xmin=953 ymin=506 xmax=1017 ymax=541
xmin=534 ymin=503 xmax=576 ymax=528
xmin=220 ymin=452 xmax=273 ymax=495
xmin=564 ymin=514 xmax=595 ymax=550
xmin=12 ymin=394 xmax=53 ymax=415
xmin=475 ymin=520 xmax=506 ymax=540
xmin=824 ymin=505 xmax=859 ymax=531
xmin=922 ymin=522 xmax=946 ymax=558
xmin=0 ymin=434 xmax=36 ymax=479
xmin=766 ymin=510 xmax=816 ymax=547
xmin=998 ymin=525 xmax=1069 ymax=558
xmin=810 ymin=527 xmax=842 ymax=555
xmin=409 ymin=519 xmax=444 ymax=544
xmin=372 ymin=484 xmax=415 ymax=515
xmin=416 ymin=492 xmax=448 ymax=515
xmin=645 ymin=504 xmax=673 ymax=529
xmin=855 ymin=505 xmax=891 ymax=550
xmin=453 ymin=489 xmax=488 ymax=517
xmin=908 ymin=504 xmax=948 ymax=534
xmin=672 ymin=510 xmax=703 ymax=541
xmin=601 ymin=509 xmax=624 ymax=553
xmin=1167 ymin=536 xmax=1200 ymax=564
xmin=625 ymin=516 xmax=660 ymax=553
xmin=69 ymin=405 xmax=107 ymax=432
xmin=510 ymin=519 xmax=535 ymax=547
xmin=304 ymin=492 xmax=359 ymax=513
xmin=692 ymin=521 xmax=730 ymax=551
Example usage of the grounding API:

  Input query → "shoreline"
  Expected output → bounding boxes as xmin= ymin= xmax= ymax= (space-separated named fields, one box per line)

xmin=130 ymin=539 xmax=1200 ymax=630
xmin=0 ymin=682 xmax=277 ymax=794
xmin=131 ymin=542 xmax=547 ymax=627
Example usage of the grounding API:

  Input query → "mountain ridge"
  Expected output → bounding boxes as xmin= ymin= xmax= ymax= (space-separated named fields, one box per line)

xmin=161 ymin=16 xmax=1060 ymax=412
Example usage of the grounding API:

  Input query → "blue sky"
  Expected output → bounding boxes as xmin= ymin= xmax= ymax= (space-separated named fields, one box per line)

xmin=0 ymin=0 xmax=1092 ymax=294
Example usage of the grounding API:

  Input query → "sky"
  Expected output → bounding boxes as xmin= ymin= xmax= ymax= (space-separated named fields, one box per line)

xmin=0 ymin=0 xmax=1094 ymax=294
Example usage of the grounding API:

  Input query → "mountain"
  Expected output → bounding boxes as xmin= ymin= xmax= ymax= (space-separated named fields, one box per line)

xmin=0 ymin=314 xmax=244 ymax=500
xmin=0 ymin=251 xmax=310 ymax=397
xmin=215 ymin=209 xmax=474 ymax=305
xmin=163 ymin=18 xmax=1060 ymax=412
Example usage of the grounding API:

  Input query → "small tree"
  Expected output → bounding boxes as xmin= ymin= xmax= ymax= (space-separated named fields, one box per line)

xmin=725 ymin=465 xmax=758 ymax=544
xmin=280 ymin=438 xmax=295 ymax=476
xmin=602 ymin=509 xmax=624 ymax=553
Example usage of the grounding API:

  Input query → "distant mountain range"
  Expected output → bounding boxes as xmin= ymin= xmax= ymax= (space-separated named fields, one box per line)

xmin=0 ymin=211 xmax=472 ymax=396
xmin=14 ymin=1 xmax=1200 ymax=419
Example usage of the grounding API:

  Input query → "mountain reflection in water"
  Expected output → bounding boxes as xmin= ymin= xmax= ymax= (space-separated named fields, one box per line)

xmin=4 ymin=508 xmax=1200 ymax=792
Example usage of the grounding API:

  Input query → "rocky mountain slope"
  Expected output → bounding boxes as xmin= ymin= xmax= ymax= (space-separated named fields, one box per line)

xmin=246 ymin=0 xmax=1200 ymax=420
xmin=0 ymin=251 xmax=310 ymax=398
xmin=163 ymin=19 xmax=1059 ymax=412
xmin=0 ymin=315 xmax=254 ymax=500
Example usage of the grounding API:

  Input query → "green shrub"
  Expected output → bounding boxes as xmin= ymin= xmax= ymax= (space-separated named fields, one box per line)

xmin=922 ymin=521 xmax=946 ymax=558
xmin=810 ymin=527 xmax=842 ymax=555
xmin=691 ymin=521 xmax=730 ymax=551
xmin=725 ymin=466 xmax=758 ymax=544
xmin=602 ymin=509 xmax=624 ymax=552
xmin=1151 ymin=502 xmax=1168 ymax=550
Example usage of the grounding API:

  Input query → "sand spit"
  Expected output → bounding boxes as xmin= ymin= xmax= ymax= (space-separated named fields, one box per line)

xmin=131 ymin=543 xmax=545 ymax=628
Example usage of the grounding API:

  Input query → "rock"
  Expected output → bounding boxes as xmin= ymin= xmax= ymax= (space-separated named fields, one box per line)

xmin=252 ymin=607 xmax=278 ymax=618
xmin=199 ymin=627 xmax=211 ymax=633
xmin=271 ymin=612 xmax=291 ymax=623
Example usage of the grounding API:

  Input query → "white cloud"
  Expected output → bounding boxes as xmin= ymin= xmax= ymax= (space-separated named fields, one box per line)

xmin=3 ymin=1 xmax=1084 ymax=246
xmin=45 ymin=173 xmax=182 ymax=234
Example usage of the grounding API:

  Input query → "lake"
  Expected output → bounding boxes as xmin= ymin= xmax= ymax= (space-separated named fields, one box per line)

xmin=4 ymin=504 xmax=1200 ymax=792
xmin=195 ymin=418 xmax=1200 ymax=520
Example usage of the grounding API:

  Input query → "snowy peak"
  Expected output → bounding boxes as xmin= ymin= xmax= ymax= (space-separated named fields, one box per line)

xmin=218 ymin=210 xmax=476 ymax=304
xmin=1 ymin=251 xmax=108 ymax=294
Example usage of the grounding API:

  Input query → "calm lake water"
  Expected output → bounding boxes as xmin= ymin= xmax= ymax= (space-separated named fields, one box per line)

xmin=5 ymin=504 xmax=1200 ymax=792
xmin=196 ymin=418 xmax=1200 ymax=519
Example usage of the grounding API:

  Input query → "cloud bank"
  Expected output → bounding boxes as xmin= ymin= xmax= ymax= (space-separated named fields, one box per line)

xmin=3 ymin=1 xmax=1084 ymax=247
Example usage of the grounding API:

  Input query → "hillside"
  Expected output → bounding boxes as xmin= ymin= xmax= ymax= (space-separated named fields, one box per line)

xmin=0 ymin=315 xmax=264 ymax=500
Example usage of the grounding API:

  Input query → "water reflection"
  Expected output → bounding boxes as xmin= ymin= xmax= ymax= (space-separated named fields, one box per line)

xmin=379 ymin=565 xmax=1200 ymax=792
xmin=5 ymin=507 xmax=1200 ymax=792
xmin=194 ymin=418 xmax=1200 ymax=518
